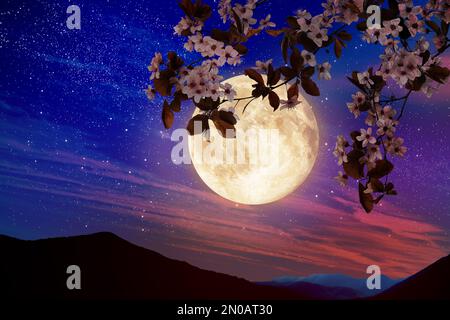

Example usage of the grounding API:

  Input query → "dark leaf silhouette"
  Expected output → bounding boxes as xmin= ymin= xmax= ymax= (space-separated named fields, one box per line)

xmin=368 ymin=160 xmax=394 ymax=179
xmin=287 ymin=82 xmax=299 ymax=99
xmin=196 ymin=97 xmax=221 ymax=111
xmin=385 ymin=182 xmax=398 ymax=195
xmin=211 ymin=28 xmax=231 ymax=43
xmin=266 ymin=29 xmax=284 ymax=37
xmin=301 ymin=66 xmax=315 ymax=79
xmin=373 ymin=194 xmax=384 ymax=204
xmin=286 ymin=16 xmax=300 ymax=29
xmin=296 ymin=32 xmax=318 ymax=52
xmin=234 ymin=44 xmax=248 ymax=55
xmin=167 ymin=51 xmax=184 ymax=71
xmin=154 ymin=70 xmax=175 ymax=96
xmin=426 ymin=65 xmax=450 ymax=84
xmin=334 ymin=38 xmax=344 ymax=59
xmin=280 ymin=66 xmax=297 ymax=79
xmin=268 ymin=91 xmax=280 ymax=111
xmin=245 ymin=68 xmax=265 ymax=86
xmin=290 ymin=48 xmax=304 ymax=73
xmin=350 ymin=131 xmax=364 ymax=149
xmin=359 ymin=182 xmax=374 ymax=213
xmin=406 ymin=74 xmax=426 ymax=91
xmin=170 ymin=95 xmax=181 ymax=112
xmin=301 ymin=77 xmax=320 ymax=96
xmin=162 ymin=100 xmax=174 ymax=129
xmin=217 ymin=110 xmax=237 ymax=125
xmin=337 ymin=30 xmax=352 ymax=41
xmin=370 ymin=178 xmax=385 ymax=192
xmin=211 ymin=110 xmax=236 ymax=138
xmin=187 ymin=114 xmax=209 ymax=135
xmin=343 ymin=149 xmax=365 ymax=179
xmin=178 ymin=0 xmax=195 ymax=17
xmin=267 ymin=64 xmax=281 ymax=86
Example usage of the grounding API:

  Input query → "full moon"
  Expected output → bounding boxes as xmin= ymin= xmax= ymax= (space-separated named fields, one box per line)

xmin=188 ymin=75 xmax=319 ymax=205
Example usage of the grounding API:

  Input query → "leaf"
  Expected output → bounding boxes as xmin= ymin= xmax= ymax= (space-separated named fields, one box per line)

xmin=370 ymin=178 xmax=385 ymax=192
xmin=371 ymin=75 xmax=386 ymax=92
xmin=385 ymin=182 xmax=397 ymax=195
xmin=266 ymin=29 xmax=284 ymax=37
xmin=245 ymin=68 xmax=265 ymax=86
xmin=420 ymin=50 xmax=431 ymax=65
xmin=406 ymin=74 xmax=426 ymax=91
xmin=399 ymin=19 xmax=412 ymax=40
xmin=178 ymin=0 xmax=194 ymax=17
xmin=296 ymin=32 xmax=318 ymax=52
xmin=211 ymin=29 xmax=230 ymax=43
xmin=359 ymin=183 xmax=374 ymax=213
xmin=217 ymin=110 xmax=237 ymax=125
xmin=301 ymin=66 xmax=315 ymax=79
xmin=287 ymin=83 xmax=299 ymax=99
xmin=167 ymin=51 xmax=184 ymax=71
xmin=301 ymin=78 xmax=320 ymax=96
xmin=337 ymin=30 xmax=352 ymax=41
xmin=356 ymin=21 xmax=367 ymax=31
xmin=268 ymin=91 xmax=280 ymax=111
xmin=280 ymin=66 xmax=297 ymax=79
xmin=196 ymin=97 xmax=220 ymax=111
xmin=187 ymin=114 xmax=209 ymax=135
xmin=380 ymin=8 xmax=396 ymax=21
xmin=192 ymin=0 xmax=212 ymax=21
xmin=334 ymin=38 xmax=343 ymax=59
xmin=267 ymin=66 xmax=281 ymax=86
xmin=162 ymin=100 xmax=174 ymax=129
xmin=367 ymin=160 xmax=394 ymax=179
xmin=234 ymin=44 xmax=248 ymax=55
xmin=170 ymin=95 xmax=181 ymax=112
xmin=343 ymin=149 xmax=365 ymax=179
xmin=373 ymin=194 xmax=384 ymax=204
xmin=211 ymin=110 xmax=236 ymax=138
xmin=251 ymin=84 xmax=270 ymax=98
xmin=426 ymin=65 xmax=450 ymax=84
xmin=387 ymin=0 xmax=400 ymax=16
xmin=153 ymin=70 xmax=174 ymax=96
xmin=290 ymin=48 xmax=304 ymax=73
xmin=286 ymin=16 xmax=300 ymax=29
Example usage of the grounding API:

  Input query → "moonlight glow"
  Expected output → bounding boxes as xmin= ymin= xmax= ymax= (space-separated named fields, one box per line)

xmin=188 ymin=75 xmax=320 ymax=205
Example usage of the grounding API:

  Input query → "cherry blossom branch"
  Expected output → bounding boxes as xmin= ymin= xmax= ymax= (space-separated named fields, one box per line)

xmin=145 ymin=0 xmax=450 ymax=214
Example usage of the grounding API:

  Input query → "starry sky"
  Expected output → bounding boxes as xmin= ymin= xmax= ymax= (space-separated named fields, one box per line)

xmin=1 ymin=0 xmax=449 ymax=281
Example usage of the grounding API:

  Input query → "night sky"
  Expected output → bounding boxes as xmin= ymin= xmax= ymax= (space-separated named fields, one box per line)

xmin=1 ymin=0 xmax=449 ymax=281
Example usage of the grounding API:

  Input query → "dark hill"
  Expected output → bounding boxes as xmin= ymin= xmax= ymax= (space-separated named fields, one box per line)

xmin=374 ymin=254 xmax=450 ymax=300
xmin=0 ymin=232 xmax=304 ymax=299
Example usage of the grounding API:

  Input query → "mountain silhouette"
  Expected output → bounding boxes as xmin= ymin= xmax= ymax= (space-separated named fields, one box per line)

xmin=258 ymin=280 xmax=361 ymax=300
xmin=267 ymin=274 xmax=400 ymax=298
xmin=374 ymin=254 xmax=450 ymax=300
xmin=0 ymin=232 xmax=305 ymax=299
xmin=1 ymin=232 xmax=449 ymax=300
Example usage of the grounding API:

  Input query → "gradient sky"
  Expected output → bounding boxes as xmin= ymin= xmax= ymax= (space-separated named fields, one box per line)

xmin=1 ymin=0 xmax=449 ymax=281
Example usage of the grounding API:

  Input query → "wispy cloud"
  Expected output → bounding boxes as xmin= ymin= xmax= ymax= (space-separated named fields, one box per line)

xmin=0 ymin=116 xmax=449 ymax=280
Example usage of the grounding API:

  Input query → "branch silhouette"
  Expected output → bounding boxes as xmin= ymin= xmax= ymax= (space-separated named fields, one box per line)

xmin=145 ymin=0 xmax=450 ymax=213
